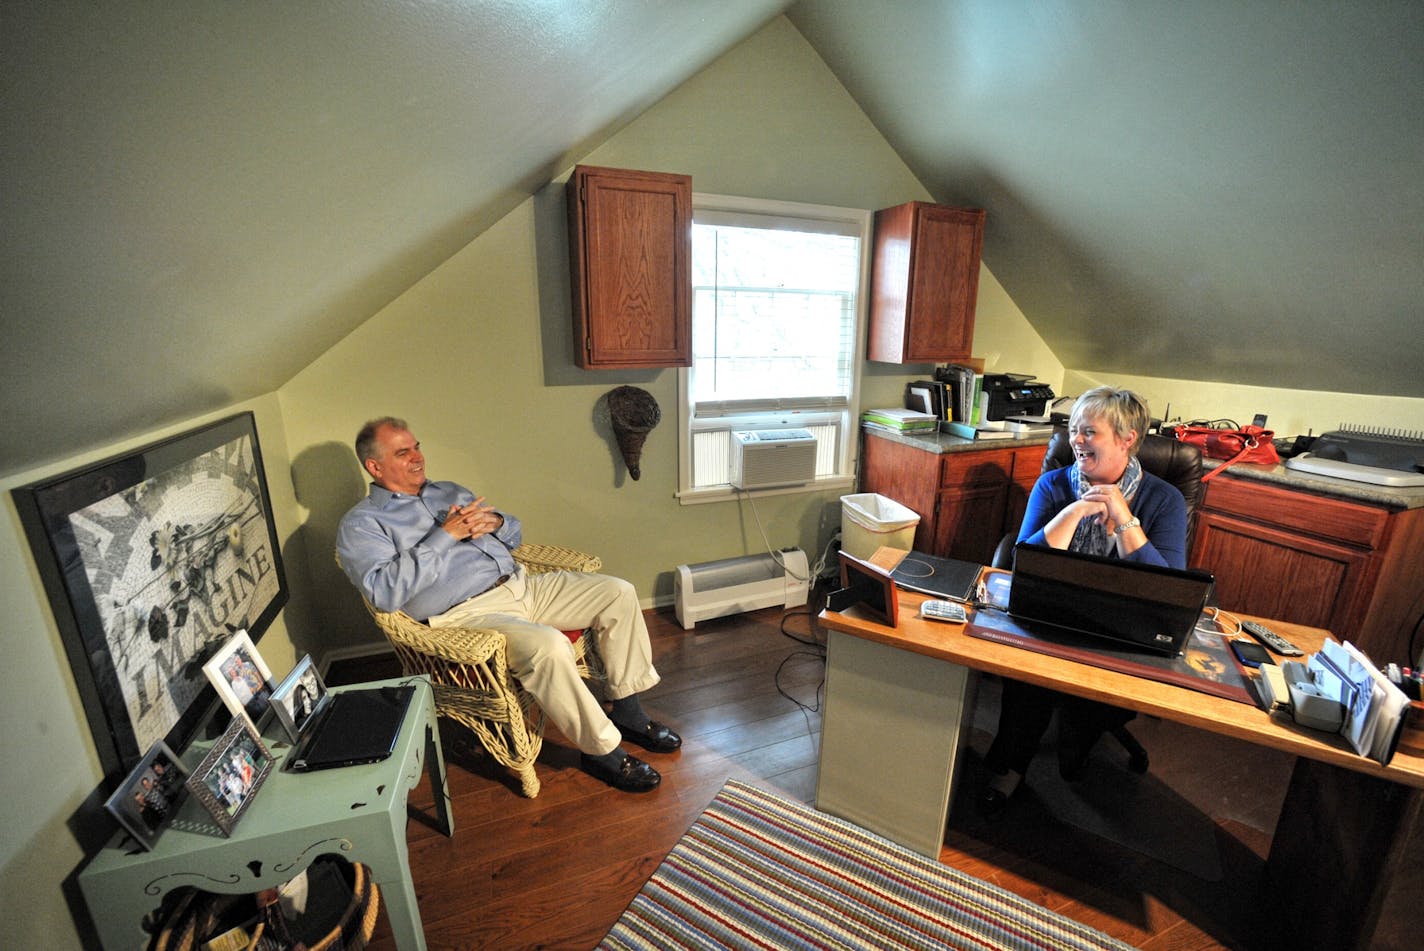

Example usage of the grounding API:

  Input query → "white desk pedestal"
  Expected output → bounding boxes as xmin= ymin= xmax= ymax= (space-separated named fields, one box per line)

xmin=815 ymin=628 xmax=975 ymax=858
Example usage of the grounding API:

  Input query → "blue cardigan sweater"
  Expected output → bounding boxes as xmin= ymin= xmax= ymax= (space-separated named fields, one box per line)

xmin=1016 ymin=466 xmax=1188 ymax=569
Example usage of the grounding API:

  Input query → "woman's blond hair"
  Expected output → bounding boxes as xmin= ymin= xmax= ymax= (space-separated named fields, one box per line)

xmin=1070 ymin=386 xmax=1151 ymax=455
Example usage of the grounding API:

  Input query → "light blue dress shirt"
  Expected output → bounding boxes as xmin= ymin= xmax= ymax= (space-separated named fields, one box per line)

xmin=336 ymin=480 xmax=522 ymax=619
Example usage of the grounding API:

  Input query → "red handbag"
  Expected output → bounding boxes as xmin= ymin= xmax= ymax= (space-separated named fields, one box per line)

xmin=1169 ymin=423 xmax=1280 ymax=481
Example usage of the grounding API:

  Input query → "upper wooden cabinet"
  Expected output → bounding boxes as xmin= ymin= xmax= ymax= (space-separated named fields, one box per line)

xmin=867 ymin=201 xmax=985 ymax=364
xmin=566 ymin=165 xmax=692 ymax=369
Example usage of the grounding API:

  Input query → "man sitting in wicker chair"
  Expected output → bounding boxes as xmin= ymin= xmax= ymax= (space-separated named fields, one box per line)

xmin=336 ymin=417 xmax=679 ymax=793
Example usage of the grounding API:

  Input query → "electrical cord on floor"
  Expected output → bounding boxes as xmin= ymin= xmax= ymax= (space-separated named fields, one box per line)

xmin=775 ymin=602 xmax=827 ymax=725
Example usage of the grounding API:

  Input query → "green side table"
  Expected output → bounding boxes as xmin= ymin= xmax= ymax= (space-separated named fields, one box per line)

xmin=79 ymin=675 xmax=452 ymax=950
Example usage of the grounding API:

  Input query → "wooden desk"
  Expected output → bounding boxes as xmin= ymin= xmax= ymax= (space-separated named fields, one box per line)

xmin=816 ymin=554 xmax=1423 ymax=950
xmin=78 ymin=676 xmax=453 ymax=950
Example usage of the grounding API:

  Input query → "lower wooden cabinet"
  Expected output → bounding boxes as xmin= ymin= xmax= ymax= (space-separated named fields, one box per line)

xmin=1188 ymin=476 xmax=1424 ymax=663
xmin=861 ymin=431 xmax=1424 ymax=664
xmin=860 ymin=433 xmax=1046 ymax=565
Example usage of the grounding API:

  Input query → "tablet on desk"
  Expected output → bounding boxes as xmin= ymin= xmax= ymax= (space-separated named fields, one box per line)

xmin=890 ymin=550 xmax=981 ymax=602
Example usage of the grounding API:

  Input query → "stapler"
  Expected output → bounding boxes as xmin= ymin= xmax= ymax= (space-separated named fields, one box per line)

xmin=1279 ymin=660 xmax=1346 ymax=732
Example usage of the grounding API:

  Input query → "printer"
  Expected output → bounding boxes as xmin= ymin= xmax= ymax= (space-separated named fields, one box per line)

xmin=980 ymin=374 xmax=1055 ymax=422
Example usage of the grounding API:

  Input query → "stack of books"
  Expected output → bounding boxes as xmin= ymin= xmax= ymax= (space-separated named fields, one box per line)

xmin=861 ymin=408 xmax=939 ymax=435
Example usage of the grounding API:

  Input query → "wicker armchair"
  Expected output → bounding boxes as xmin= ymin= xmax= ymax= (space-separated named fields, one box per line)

xmin=354 ymin=543 xmax=606 ymax=798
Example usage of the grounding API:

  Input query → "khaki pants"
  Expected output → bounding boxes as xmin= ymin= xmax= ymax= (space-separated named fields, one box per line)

xmin=428 ymin=567 xmax=658 ymax=756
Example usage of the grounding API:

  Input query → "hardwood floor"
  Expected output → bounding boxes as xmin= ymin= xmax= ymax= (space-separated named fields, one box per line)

xmin=328 ymin=591 xmax=1291 ymax=950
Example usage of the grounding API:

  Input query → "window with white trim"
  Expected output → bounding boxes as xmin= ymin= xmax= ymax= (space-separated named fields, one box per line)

xmin=677 ymin=195 xmax=870 ymax=502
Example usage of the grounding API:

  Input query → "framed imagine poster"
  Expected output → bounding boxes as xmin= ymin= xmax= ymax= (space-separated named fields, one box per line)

xmin=14 ymin=412 xmax=289 ymax=784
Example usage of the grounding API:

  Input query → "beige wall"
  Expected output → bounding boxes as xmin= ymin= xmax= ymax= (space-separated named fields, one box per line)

xmin=277 ymin=17 xmax=1038 ymax=658
xmin=0 ymin=394 xmax=308 ymax=949
xmin=1064 ymin=368 xmax=1424 ymax=435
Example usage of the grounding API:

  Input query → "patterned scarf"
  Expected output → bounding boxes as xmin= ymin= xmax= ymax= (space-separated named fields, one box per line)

xmin=1068 ymin=455 xmax=1143 ymax=556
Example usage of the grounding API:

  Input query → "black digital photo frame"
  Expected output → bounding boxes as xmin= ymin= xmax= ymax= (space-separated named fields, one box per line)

xmin=13 ymin=412 xmax=289 ymax=787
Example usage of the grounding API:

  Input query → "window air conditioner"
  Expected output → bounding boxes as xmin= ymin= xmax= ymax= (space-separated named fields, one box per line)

xmin=729 ymin=429 xmax=817 ymax=490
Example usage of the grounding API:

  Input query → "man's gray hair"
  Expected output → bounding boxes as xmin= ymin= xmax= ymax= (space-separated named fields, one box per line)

xmin=354 ymin=417 xmax=407 ymax=465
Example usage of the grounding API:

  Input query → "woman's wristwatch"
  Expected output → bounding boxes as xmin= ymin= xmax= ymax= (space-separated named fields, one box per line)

xmin=1113 ymin=516 xmax=1141 ymax=536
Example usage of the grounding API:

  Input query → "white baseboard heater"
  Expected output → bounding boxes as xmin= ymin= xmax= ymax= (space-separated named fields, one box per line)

xmin=674 ymin=548 xmax=810 ymax=630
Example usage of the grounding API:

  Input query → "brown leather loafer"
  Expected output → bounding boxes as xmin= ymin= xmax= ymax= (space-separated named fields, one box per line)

xmin=580 ymin=753 xmax=661 ymax=792
xmin=616 ymin=719 xmax=683 ymax=753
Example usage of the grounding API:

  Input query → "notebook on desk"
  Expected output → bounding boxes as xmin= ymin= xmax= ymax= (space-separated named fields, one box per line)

xmin=287 ymin=685 xmax=415 ymax=772
xmin=1007 ymin=543 xmax=1214 ymax=656
xmin=890 ymin=550 xmax=982 ymax=602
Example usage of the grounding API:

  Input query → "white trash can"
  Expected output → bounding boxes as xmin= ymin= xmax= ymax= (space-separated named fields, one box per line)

xmin=840 ymin=493 xmax=921 ymax=561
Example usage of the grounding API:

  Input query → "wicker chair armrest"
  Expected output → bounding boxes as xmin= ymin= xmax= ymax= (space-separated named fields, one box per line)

xmin=368 ymin=605 xmax=507 ymax=667
xmin=513 ymin=543 xmax=602 ymax=574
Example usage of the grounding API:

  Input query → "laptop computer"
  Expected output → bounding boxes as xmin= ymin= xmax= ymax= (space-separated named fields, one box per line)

xmin=890 ymin=550 xmax=981 ymax=602
xmin=287 ymin=684 xmax=415 ymax=772
xmin=1007 ymin=543 xmax=1214 ymax=656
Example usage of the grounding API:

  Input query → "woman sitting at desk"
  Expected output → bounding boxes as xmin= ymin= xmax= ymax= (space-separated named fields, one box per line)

xmin=981 ymin=385 xmax=1188 ymax=814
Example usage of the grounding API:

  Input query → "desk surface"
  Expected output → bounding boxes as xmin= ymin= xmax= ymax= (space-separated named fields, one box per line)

xmin=819 ymin=550 xmax=1424 ymax=791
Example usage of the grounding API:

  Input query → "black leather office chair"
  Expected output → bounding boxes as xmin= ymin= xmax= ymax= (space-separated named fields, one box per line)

xmin=991 ymin=427 xmax=1204 ymax=773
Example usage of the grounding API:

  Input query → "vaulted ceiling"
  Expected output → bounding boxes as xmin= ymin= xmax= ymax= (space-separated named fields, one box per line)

xmin=788 ymin=1 xmax=1424 ymax=399
xmin=4 ymin=2 xmax=1420 ymax=477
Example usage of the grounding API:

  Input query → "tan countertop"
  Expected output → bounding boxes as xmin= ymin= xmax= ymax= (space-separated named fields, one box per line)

xmin=860 ymin=425 xmax=1053 ymax=454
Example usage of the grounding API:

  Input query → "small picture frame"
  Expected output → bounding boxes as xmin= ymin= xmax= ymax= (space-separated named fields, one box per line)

xmin=834 ymin=550 xmax=900 ymax=627
xmin=103 ymin=740 xmax=190 ymax=851
xmin=185 ymin=715 xmax=273 ymax=835
xmin=270 ymin=654 xmax=328 ymax=742
xmin=202 ymin=629 xmax=274 ymax=733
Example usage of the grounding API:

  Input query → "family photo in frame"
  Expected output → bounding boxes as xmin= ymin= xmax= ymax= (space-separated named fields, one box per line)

xmin=270 ymin=653 xmax=328 ymax=742
xmin=102 ymin=740 xmax=189 ymax=851
xmin=202 ymin=629 xmax=274 ymax=733
xmin=185 ymin=716 xmax=273 ymax=836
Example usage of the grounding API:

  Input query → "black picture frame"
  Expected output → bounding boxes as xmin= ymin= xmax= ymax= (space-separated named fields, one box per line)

xmin=13 ymin=412 xmax=289 ymax=787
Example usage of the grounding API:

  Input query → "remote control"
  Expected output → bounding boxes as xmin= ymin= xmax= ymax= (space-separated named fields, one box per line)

xmin=920 ymin=600 xmax=968 ymax=623
xmin=1242 ymin=619 xmax=1304 ymax=656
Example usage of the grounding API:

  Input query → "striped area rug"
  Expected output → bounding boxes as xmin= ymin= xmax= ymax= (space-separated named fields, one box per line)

xmin=599 ymin=780 xmax=1133 ymax=951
